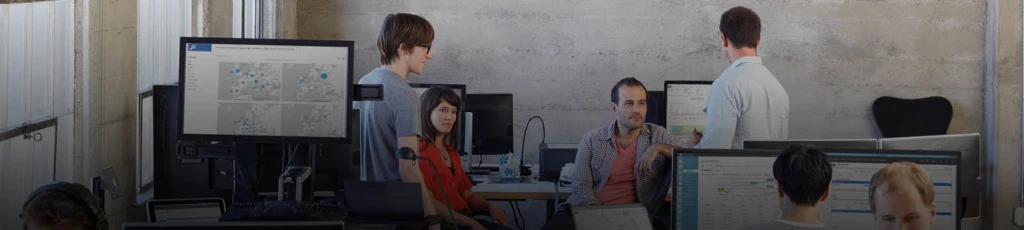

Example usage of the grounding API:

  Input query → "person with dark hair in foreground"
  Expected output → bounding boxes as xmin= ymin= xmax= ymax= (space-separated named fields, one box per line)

xmin=22 ymin=182 xmax=108 ymax=230
xmin=694 ymin=6 xmax=790 ymax=149
xmin=741 ymin=144 xmax=832 ymax=230
xmin=417 ymin=86 xmax=510 ymax=230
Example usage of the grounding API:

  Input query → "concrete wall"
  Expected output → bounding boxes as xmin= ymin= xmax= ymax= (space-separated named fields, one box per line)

xmin=298 ymin=0 xmax=987 ymax=159
xmin=75 ymin=0 xmax=141 ymax=228
xmin=296 ymin=0 xmax=987 ymax=170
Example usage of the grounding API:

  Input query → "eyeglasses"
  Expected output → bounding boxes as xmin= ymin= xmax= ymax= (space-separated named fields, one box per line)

xmin=418 ymin=44 xmax=432 ymax=53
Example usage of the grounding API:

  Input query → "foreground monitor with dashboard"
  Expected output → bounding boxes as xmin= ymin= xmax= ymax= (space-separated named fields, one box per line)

xmin=671 ymin=148 xmax=960 ymax=230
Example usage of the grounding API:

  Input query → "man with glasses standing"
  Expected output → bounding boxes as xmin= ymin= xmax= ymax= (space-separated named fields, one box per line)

xmin=354 ymin=12 xmax=440 ymax=229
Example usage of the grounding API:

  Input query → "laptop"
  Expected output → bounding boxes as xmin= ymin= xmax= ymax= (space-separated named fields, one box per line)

xmin=146 ymin=198 xmax=226 ymax=223
xmin=341 ymin=180 xmax=425 ymax=221
xmin=571 ymin=203 xmax=654 ymax=230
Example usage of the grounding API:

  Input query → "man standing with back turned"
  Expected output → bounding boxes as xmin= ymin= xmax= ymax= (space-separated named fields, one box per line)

xmin=694 ymin=6 xmax=790 ymax=149
xmin=355 ymin=12 xmax=440 ymax=229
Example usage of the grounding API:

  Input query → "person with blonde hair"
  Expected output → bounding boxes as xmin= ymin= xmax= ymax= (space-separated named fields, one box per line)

xmin=869 ymin=162 xmax=937 ymax=230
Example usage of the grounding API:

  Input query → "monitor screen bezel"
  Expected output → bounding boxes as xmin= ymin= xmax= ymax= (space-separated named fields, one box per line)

xmin=670 ymin=148 xmax=961 ymax=230
xmin=176 ymin=37 xmax=355 ymax=144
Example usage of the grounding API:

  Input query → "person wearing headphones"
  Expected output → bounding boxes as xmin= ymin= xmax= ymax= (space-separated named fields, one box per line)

xmin=21 ymin=182 xmax=107 ymax=230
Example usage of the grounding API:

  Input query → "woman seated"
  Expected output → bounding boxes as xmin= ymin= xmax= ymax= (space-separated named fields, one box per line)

xmin=418 ymin=86 xmax=510 ymax=230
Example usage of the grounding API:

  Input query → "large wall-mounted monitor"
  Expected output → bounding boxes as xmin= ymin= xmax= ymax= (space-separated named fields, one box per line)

xmin=672 ymin=148 xmax=960 ymax=230
xmin=410 ymin=84 xmax=467 ymax=151
xmin=177 ymin=37 xmax=354 ymax=144
xmin=664 ymin=81 xmax=713 ymax=140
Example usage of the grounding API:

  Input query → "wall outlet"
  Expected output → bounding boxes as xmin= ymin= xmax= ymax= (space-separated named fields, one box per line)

xmin=1014 ymin=207 xmax=1024 ymax=226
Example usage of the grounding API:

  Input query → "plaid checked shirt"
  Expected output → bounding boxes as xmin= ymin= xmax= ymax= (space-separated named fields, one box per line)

xmin=561 ymin=120 xmax=690 ymax=210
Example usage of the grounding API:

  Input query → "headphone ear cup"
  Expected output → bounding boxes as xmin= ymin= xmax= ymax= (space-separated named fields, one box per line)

xmin=22 ymin=182 xmax=107 ymax=230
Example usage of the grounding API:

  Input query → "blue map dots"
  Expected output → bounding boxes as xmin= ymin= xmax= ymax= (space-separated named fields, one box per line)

xmin=321 ymin=73 xmax=328 ymax=79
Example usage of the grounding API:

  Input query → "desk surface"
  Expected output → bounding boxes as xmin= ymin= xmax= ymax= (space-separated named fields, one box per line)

xmin=469 ymin=172 xmax=570 ymax=200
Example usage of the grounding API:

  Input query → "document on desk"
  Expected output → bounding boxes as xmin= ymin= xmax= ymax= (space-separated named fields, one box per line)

xmin=665 ymin=84 xmax=711 ymax=140
xmin=571 ymin=203 xmax=653 ymax=230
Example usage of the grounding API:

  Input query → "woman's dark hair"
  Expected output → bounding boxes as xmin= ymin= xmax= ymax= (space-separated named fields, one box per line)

xmin=420 ymin=86 xmax=461 ymax=147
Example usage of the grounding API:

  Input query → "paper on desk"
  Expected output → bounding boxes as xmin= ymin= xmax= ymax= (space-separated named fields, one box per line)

xmin=559 ymin=163 xmax=577 ymax=184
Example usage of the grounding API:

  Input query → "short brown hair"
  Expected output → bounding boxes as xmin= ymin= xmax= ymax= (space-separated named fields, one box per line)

xmin=377 ymin=13 xmax=435 ymax=65
xmin=719 ymin=6 xmax=761 ymax=49
xmin=610 ymin=77 xmax=647 ymax=104
xmin=22 ymin=190 xmax=94 ymax=229
xmin=868 ymin=162 xmax=935 ymax=213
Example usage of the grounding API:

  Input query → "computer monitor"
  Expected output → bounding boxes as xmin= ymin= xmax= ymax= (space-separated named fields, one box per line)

xmin=410 ymin=84 xmax=467 ymax=151
xmin=663 ymin=81 xmax=713 ymax=140
xmin=647 ymin=91 xmax=665 ymax=127
xmin=463 ymin=94 xmax=514 ymax=155
xmin=123 ymin=221 xmax=345 ymax=230
xmin=672 ymin=148 xmax=960 ymax=230
xmin=881 ymin=133 xmax=980 ymax=218
xmin=743 ymin=139 xmax=879 ymax=150
xmin=177 ymin=37 xmax=354 ymax=144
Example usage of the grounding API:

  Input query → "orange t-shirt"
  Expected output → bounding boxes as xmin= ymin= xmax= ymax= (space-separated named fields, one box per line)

xmin=418 ymin=139 xmax=472 ymax=211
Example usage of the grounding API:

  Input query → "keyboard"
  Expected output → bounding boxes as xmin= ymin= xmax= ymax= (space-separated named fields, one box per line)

xmin=221 ymin=201 xmax=346 ymax=221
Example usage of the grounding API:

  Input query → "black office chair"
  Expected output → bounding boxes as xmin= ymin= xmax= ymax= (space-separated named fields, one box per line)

xmin=871 ymin=96 xmax=953 ymax=138
xmin=647 ymin=167 xmax=673 ymax=230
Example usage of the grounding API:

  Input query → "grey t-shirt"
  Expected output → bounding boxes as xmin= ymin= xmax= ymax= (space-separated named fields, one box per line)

xmin=355 ymin=68 xmax=421 ymax=182
xmin=738 ymin=219 xmax=828 ymax=230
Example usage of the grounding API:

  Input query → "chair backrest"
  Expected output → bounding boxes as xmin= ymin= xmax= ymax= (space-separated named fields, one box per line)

xmin=647 ymin=166 xmax=673 ymax=218
xmin=871 ymin=96 xmax=953 ymax=138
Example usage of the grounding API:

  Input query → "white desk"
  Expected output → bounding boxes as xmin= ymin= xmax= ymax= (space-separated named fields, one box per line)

xmin=471 ymin=177 xmax=570 ymax=200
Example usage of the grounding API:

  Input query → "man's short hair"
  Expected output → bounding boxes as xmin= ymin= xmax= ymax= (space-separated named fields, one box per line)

xmin=719 ymin=6 xmax=761 ymax=49
xmin=773 ymin=144 xmax=832 ymax=205
xmin=377 ymin=13 xmax=434 ymax=65
xmin=868 ymin=162 xmax=935 ymax=213
xmin=610 ymin=77 xmax=648 ymax=104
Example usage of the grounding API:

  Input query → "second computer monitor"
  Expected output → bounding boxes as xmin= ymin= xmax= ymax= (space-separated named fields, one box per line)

xmin=743 ymin=139 xmax=879 ymax=150
xmin=463 ymin=94 xmax=514 ymax=155
xmin=672 ymin=148 xmax=960 ymax=230
xmin=663 ymin=81 xmax=713 ymax=140
xmin=881 ymin=133 xmax=980 ymax=218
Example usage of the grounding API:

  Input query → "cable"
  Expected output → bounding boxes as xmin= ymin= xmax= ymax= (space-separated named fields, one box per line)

xmin=520 ymin=116 xmax=546 ymax=175
xmin=507 ymin=201 xmax=523 ymax=230
xmin=512 ymin=202 xmax=528 ymax=228
xmin=285 ymin=143 xmax=300 ymax=167
xmin=254 ymin=148 xmax=268 ymax=197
